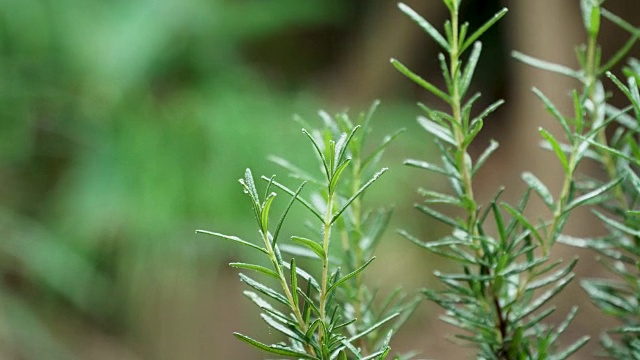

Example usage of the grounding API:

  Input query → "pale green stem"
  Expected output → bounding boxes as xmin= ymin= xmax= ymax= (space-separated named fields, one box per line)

xmin=262 ymin=231 xmax=315 ymax=356
xmin=318 ymin=192 xmax=334 ymax=350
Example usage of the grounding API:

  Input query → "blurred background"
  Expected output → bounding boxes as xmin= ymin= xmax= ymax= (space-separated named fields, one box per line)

xmin=1 ymin=0 xmax=639 ymax=359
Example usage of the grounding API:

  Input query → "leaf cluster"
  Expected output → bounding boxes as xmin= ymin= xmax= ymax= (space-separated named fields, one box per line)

xmin=392 ymin=1 xmax=607 ymax=358
xmin=199 ymin=106 xmax=412 ymax=359
xmin=514 ymin=0 xmax=640 ymax=358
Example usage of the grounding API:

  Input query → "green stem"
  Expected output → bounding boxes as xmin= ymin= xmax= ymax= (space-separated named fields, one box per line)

xmin=318 ymin=192 xmax=334 ymax=351
xmin=448 ymin=6 xmax=478 ymax=236
xmin=262 ymin=232 xmax=316 ymax=356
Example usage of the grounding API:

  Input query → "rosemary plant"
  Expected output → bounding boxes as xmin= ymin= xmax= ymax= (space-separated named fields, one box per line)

xmin=392 ymin=0 xmax=600 ymax=357
xmin=203 ymin=0 xmax=640 ymax=358
xmin=514 ymin=0 xmax=640 ymax=357
xmin=198 ymin=105 xmax=413 ymax=359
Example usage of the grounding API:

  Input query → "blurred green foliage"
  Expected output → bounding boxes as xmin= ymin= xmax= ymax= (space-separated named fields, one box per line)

xmin=0 ymin=0 xmax=358 ymax=358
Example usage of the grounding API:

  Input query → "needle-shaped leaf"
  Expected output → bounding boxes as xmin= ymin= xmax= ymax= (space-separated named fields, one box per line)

xmin=533 ymin=88 xmax=573 ymax=142
xmin=460 ymin=42 xmax=482 ymax=97
xmin=593 ymin=210 xmax=640 ymax=238
xmin=526 ymin=259 xmax=577 ymax=292
xmin=513 ymin=51 xmax=582 ymax=80
xmin=268 ymin=155 xmax=321 ymax=184
xmin=260 ymin=192 xmax=277 ymax=233
xmin=539 ymin=127 xmax=569 ymax=173
xmin=272 ymin=181 xmax=307 ymax=247
xmin=230 ymin=263 xmax=279 ymax=279
xmin=418 ymin=116 xmax=456 ymax=146
xmin=262 ymin=176 xmax=323 ymax=222
xmin=565 ymin=177 xmax=623 ymax=212
xmin=522 ymin=172 xmax=554 ymax=209
xmin=290 ymin=258 xmax=298 ymax=306
xmin=233 ymin=333 xmax=316 ymax=359
xmin=335 ymin=125 xmax=360 ymax=172
xmin=514 ymin=273 xmax=575 ymax=323
xmin=327 ymin=257 xmax=376 ymax=296
xmin=329 ymin=158 xmax=352 ymax=194
xmin=291 ymin=236 xmax=325 ymax=260
xmin=195 ymin=230 xmax=267 ymax=254
xmin=472 ymin=139 xmax=499 ymax=176
xmin=302 ymin=128 xmax=330 ymax=180
xmin=331 ymin=168 xmax=388 ymax=224
xmin=361 ymin=128 xmax=405 ymax=170
xmin=501 ymin=202 xmax=544 ymax=246
xmin=461 ymin=8 xmax=508 ymax=53
xmin=406 ymin=159 xmax=459 ymax=178
xmin=239 ymin=273 xmax=289 ymax=306
xmin=390 ymin=59 xmax=452 ymax=104
xmin=398 ymin=2 xmax=450 ymax=51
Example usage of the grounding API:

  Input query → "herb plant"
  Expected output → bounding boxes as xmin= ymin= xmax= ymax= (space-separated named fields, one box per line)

xmin=198 ymin=105 xmax=414 ymax=359
xmin=393 ymin=0 xmax=592 ymax=358
xmin=205 ymin=0 xmax=640 ymax=358
xmin=514 ymin=0 xmax=640 ymax=358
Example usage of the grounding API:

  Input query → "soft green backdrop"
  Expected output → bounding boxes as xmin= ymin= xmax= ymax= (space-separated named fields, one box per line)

xmin=4 ymin=0 xmax=630 ymax=359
